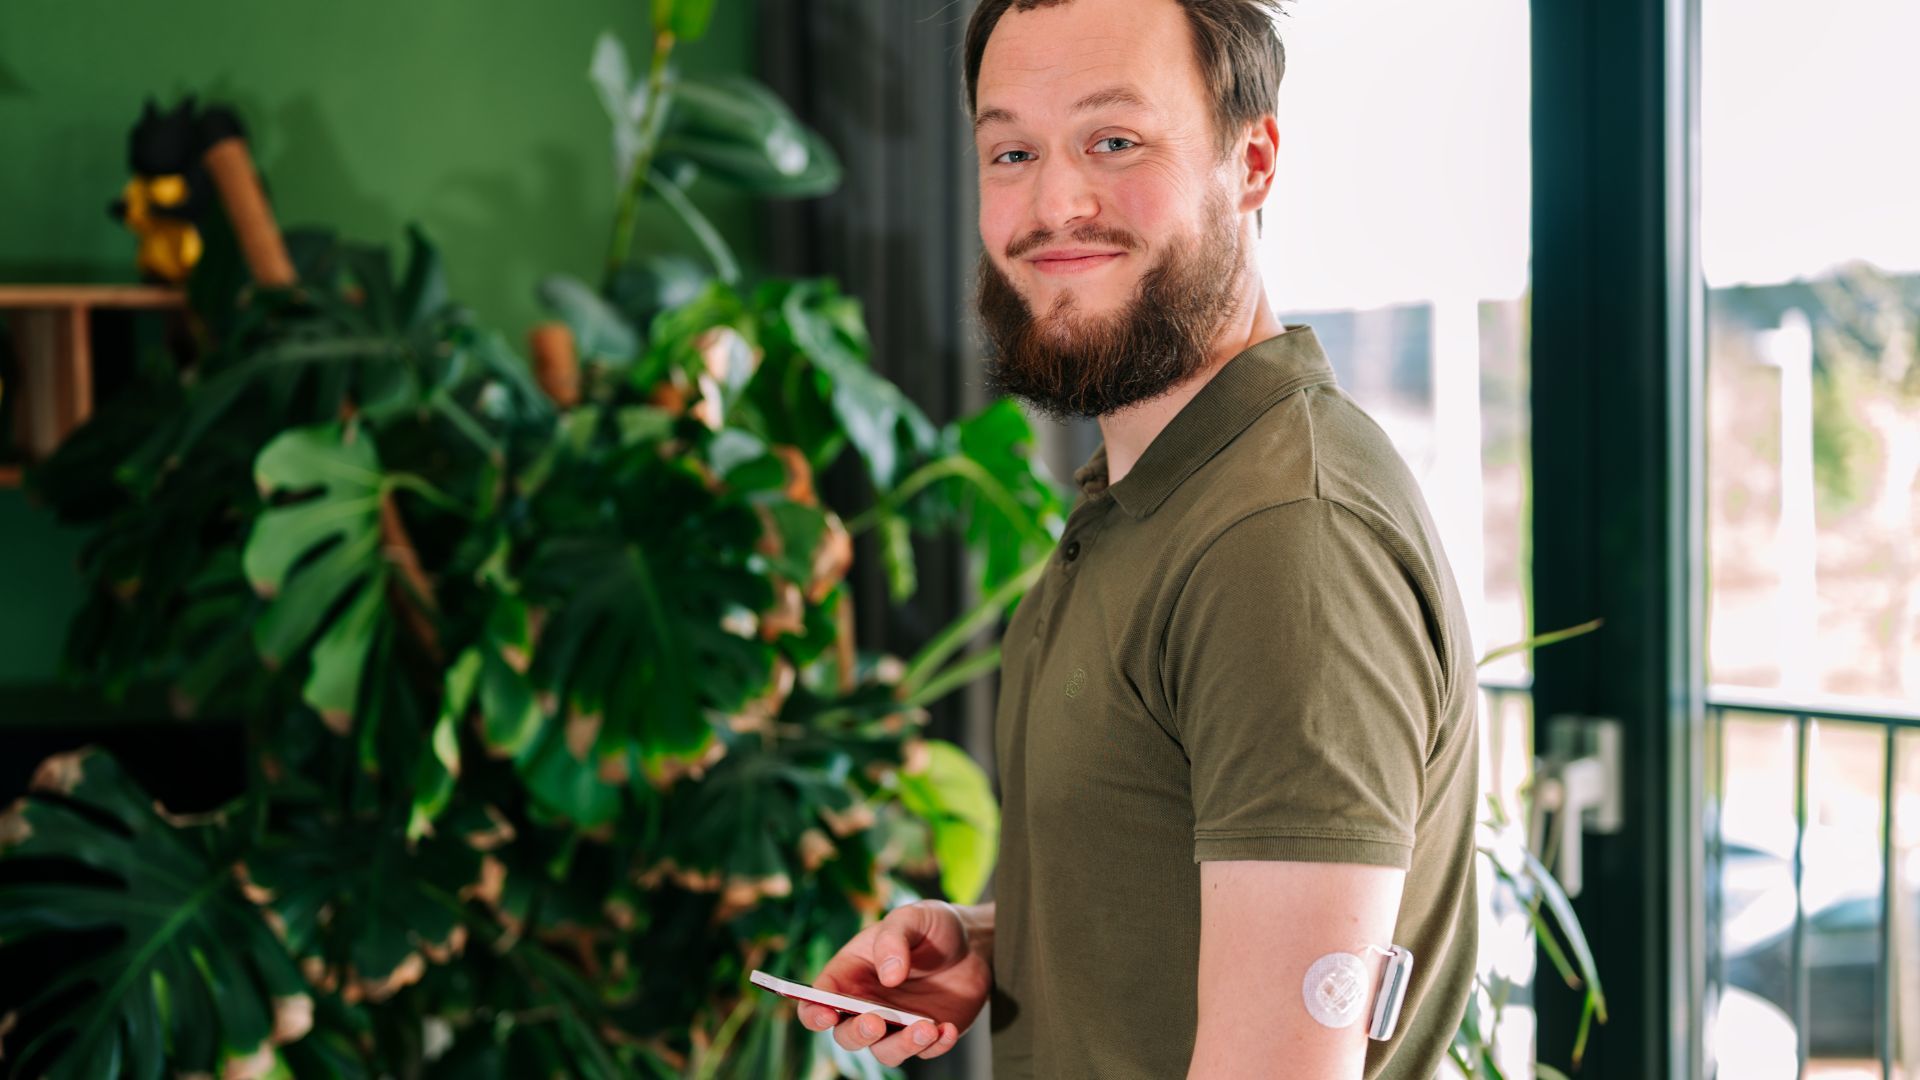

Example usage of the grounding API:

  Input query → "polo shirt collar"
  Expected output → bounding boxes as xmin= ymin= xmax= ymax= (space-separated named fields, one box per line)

xmin=1072 ymin=325 xmax=1338 ymax=519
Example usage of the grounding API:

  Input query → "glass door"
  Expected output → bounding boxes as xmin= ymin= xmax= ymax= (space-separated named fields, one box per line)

xmin=1697 ymin=2 xmax=1920 ymax=1077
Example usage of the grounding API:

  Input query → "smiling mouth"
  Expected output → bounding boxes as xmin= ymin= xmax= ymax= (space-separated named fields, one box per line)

xmin=1029 ymin=252 xmax=1125 ymax=275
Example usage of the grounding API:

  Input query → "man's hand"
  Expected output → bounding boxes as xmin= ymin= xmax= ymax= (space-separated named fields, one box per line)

xmin=1188 ymin=861 xmax=1407 ymax=1080
xmin=793 ymin=899 xmax=992 ymax=1067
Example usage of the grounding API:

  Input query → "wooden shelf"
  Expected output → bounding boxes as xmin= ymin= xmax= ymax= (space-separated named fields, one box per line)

xmin=0 ymin=284 xmax=187 ymax=309
xmin=2 ymin=284 xmax=187 ymax=486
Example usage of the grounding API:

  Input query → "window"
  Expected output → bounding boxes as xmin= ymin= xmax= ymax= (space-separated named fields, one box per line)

xmin=1254 ymin=3 xmax=1534 ymax=1074
xmin=1700 ymin=2 xmax=1920 ymax=1076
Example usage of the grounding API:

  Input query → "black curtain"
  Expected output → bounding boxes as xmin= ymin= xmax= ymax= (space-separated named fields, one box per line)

xmin=759 ymin=4 xmax=996 ymax=1077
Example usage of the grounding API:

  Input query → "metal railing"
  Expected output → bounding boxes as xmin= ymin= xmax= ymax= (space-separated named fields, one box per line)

xmin=1475 ymin=679 xmax=1919 ymax=1080
xmin=1705 ymin=685 xmax=1920 ymax=1080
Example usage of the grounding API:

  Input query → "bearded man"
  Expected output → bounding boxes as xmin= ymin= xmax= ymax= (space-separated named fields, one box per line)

xmin=792 ymin=2 xmax=1479 ymax=1076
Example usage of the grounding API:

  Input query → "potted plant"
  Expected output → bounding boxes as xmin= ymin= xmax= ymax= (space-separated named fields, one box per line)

xmin=0 ymin=4 xmax=1062 ymax=1076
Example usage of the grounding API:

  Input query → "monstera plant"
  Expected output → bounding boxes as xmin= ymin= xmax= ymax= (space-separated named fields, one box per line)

xmin=0 ymin=4 xmax=1063 ymax=1077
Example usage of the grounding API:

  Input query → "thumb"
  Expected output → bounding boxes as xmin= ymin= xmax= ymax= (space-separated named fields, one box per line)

xmin=871 ymin=903 xmax=935 ymax=987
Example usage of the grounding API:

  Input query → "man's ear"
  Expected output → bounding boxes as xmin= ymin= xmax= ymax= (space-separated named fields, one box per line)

xmin=1237 ymin=115 xmax=1280 ymax=218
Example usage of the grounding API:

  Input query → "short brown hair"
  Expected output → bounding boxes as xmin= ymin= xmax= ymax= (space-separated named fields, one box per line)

xmin=963 ymin=0 xmax=1287 ymax=156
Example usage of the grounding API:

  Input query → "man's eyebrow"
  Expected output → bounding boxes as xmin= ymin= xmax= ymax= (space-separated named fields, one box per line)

xmin=972 ymin=85 xmax=1153 ymax=135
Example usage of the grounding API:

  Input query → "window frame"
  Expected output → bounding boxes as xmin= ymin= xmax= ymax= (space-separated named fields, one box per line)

xmin=1528 ymin=0 xmax=1707 ymax=1075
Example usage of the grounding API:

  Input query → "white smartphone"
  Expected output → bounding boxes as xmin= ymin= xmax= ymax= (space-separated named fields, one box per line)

xmin=749 ymin=969 xmax=935 ymax=1029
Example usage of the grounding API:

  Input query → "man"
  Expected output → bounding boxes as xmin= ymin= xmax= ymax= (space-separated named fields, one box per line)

xmin=792 ymin=0 xmax=1478 ymax=1076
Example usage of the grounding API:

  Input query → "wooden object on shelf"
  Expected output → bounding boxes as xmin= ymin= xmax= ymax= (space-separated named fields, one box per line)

xmin=0 ymin=284 xmax=187 ymax=487
xmin=202 ymin=136 xmax=295 ymax=288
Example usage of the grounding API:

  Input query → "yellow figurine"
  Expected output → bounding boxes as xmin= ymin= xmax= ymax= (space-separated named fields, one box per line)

xmin=113 ymin=172 xmax=204 ymax=283
xmin=107 ymin=96 xmax=243 ymax=284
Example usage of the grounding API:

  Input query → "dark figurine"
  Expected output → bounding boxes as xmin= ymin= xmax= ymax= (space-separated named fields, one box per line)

xmin=108 ymin=95 xmax=245 ymax=284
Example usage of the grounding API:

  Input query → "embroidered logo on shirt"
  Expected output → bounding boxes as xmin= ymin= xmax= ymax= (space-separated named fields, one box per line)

xmin=1064 ymin=666 xmax=1087 ymax=700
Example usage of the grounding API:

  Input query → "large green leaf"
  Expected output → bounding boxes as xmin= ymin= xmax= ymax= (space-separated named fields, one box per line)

xmin=0 ymin=750 xmax=307 ymax=1079
xmin=408 ymin=647 xmax=481 ymax=840
xmin=523 ymin=529 xmax=773 ymax=787
xmin=588 ymin=30 xmax=647 ymax=187
xmin=945 ymin=400 xmax=1066 ymax=590
xmin=646 ymin=736 xmax=870 ymax=906
xmin=244 ymin=422 xmax=392 ymax=735
xmin=759 ymin=280 xmax=935 ymax=490
xmin=537 ymin=273 xmax=640 ymax=368
xmin=244 ymin=814 xmax=482 ymax=1008
xmin=881 ymin=399 xmax=1066 ymax=598
xmin=116 ymin=228 xmax=476 ymax=495
xmin=454 ymin=593 xmax=623 ymax=828
xmin=894 ymin=740 xmax=999 ymax=905
xmin=659 ymin=75 xmax=841 ymax=197
xmin=55 ymin=445 xmax=265 ymax=708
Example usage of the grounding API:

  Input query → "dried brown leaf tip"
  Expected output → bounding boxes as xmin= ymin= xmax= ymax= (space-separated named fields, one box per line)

xmin=154 ymin=801 xmax=226 ymax=829
xmin=418 ymin=924 xmax=468 ymax=964
xmin=341 ymin=953 xmax=426 ymax=1005
xmin=318 ymin=707 xmax=352 ymax=737
xmin=712 ymin=874 xmax=794 ymax=923
xmin=565 ymin=709 xmax=603 ymax=760
xmin=900 ymin=737 xmax=933 ymax=776
xmin=231 ymin=861 xmax=276 ymax=905
xmin=798 ymin=827 xmax=837 ymax=872
xmin=819 ymin=800 xmax=876 ymax=838
xmin=462 ymin=854 xmax=507 ymax=908
xmin=0 ymin=800 xmax=31 ymax=851
xmin=465 ymin=806 xmax=517 ymax=851
xmin=773 ymin=444 xmax=816 ymax=506
xmin=271 ymin=994 xmax=314 ymax=1044
xmin=807 ymin=513 xmax=853 ymax=604
xmin=642 ymin=737 xmax=727 ymax=790
xmin=28 ymin=749 xmax=90 ymax=795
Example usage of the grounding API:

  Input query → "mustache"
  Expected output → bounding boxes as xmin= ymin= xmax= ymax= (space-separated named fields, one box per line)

xmin=1005 ymin=223 xmax=1142 ymax=261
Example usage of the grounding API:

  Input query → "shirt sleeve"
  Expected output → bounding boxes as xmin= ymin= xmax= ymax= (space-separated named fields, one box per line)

xmin=1163 ymin=498 xmax=1440 ymax=868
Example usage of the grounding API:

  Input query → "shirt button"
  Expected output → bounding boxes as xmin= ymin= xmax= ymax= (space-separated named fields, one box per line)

xmin=1063 ymin=539 xmax=1081 ymax=562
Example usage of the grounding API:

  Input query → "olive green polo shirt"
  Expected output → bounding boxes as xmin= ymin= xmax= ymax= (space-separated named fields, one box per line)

xmin=986 ymin=325 xmax=1478 ymax=1080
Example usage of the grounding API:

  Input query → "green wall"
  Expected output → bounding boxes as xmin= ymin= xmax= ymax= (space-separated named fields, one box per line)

xmin=0 ymin=0 xmax=763 ymax=690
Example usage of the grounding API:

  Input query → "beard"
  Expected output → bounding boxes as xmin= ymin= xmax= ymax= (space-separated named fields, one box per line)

xmin=975 ymin=187 xmax=1247 ymax=421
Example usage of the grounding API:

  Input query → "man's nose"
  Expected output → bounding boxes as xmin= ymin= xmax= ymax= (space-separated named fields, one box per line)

xmin=1031 ymin=155 xmax=1099 ymax=233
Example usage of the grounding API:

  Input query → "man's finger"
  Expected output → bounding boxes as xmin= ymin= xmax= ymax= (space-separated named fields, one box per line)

xmin=831 ymin=1011 xmax=888 ymax=1052
xmin=914 ymin=1022 xmax=962 ymax=1060
xmin=870 ymin=904 xmax=928 ymax=987
xmin=869 ymin=1020 xmax=941 ymax=1067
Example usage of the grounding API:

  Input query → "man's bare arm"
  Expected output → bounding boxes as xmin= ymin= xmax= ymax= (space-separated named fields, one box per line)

xmin=1186 ymin=861 xmax=1406 ymax=1080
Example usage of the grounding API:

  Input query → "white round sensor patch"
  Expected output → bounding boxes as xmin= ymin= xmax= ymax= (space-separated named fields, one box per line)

xmin=1302 ymin=952 xmax=1369 ymax=1028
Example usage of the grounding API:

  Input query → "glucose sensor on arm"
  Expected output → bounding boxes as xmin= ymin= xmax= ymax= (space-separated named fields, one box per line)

xmin=1301 ymin=944 xmax=1415 ymax=1041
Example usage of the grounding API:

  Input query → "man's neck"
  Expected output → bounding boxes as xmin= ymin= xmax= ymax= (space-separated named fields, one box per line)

xmin=1095 ymin=284 xmax=1284 ymax=487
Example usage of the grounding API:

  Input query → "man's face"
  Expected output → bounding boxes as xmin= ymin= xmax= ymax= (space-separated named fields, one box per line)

xmin=973 ymin=0 xmax=1251 ymax=418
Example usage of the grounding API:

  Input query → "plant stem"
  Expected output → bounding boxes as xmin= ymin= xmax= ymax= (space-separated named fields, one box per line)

xmin=848 ymin=455 xmax=1035 ymax=541
xmin=898 ymin=555 xmax=1045 ymax=699
xmin=1476 ymin=617 xmax=1604 ymax=668
xmin=694 ymin=993 xmax=758 ymax=1080
xmin=649 ymin=166 xmax=740 ymax=285
xmin=903 ymin=645 xmax=1002 ymax=708
xmin=846 ymin=458 xmax=969 ymax=534
xmin=606 ymin=30 xmax=678 ymax=282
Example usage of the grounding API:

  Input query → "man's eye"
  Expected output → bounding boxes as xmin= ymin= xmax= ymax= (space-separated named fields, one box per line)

xmin=1091 ymin=137 xmax=1137 ymax=154
xmin=993 ymin=149 xmax=1036 ymax=165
